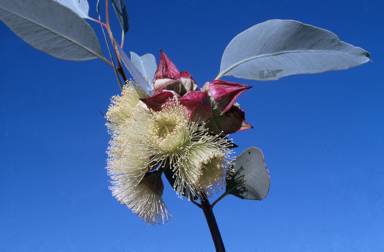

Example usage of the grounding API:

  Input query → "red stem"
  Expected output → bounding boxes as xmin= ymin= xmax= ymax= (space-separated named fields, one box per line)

xmin=105 ymin=0 xmax=127 ymax=82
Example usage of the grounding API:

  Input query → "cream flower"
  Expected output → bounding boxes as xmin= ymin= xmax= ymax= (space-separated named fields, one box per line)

xmin=106 ymin=93 xmax=233 ymax=223
xmin=109 ymin=174 xmax=172 ymax=225
xmin=107 ymin=104 xmax=152 ymax=185
xmin=106 ymin=81 xmax=147 ymax=130
xmin=174 ymin=132 xmax=233 ymax=198
xmin=195 ymin=156 xmax=228 ymax=196
xmin=107 ymin=99 xmax=173 ymax=224
xmin=144 ymin=101 xmax=233 ymax=199
xmin=147 ymin=101 xmax=192 ymax=161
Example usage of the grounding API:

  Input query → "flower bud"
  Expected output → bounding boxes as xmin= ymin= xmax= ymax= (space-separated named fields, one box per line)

xmin=180 ymin=71 xmax=199 ymax=92
xmin=154 ymin=50 xmax=180 ymax=81
xmin=220 ymin=105 xmax=253 ymax=134
xmin=208 ymin=80 xmax=252 ymax=113
xmin=140 ymin=91 xmax=178 ymax=111
xmin=153 ymin=51 xmax=199 ymax=96
xmin=153 ymin=78 xmax=175 ymax=91
xmin=155 ymin=79 xmax=186 ymax=95
xmin=178 ymin=91 xmax=213 ymax=122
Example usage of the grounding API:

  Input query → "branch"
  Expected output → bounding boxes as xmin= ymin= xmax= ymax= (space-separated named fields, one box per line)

xmin=200 ymin=196 xmax=226 ymax=252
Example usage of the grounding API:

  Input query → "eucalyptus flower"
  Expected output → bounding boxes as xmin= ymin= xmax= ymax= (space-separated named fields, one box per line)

xmin=106 ymin=85 xmax=172 ymax=224
xmin=106 ymin=63 xmax=236 ymax=222
xmin=109 ymin=172 xmax=172 ymax=225
xmin=174 ymin=133 xmax=233 ymax=198
xmin=105 ymin=81 xmax=148 ymax=130
xmin=109 ymin=103 xmax=155 ymax=179
xmin=144 ymin=100 xmax=233 ymax=198
xmin=107 ymin=88 xmax=234 ymax=220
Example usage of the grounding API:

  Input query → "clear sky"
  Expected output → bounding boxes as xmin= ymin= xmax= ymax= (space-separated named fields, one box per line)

xmin=1 ymin=0 xmax=383 ymax=251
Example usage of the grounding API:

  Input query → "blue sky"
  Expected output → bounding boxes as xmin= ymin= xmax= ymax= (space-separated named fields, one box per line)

xmin=1 ymin=0 xmax=383 ymax=251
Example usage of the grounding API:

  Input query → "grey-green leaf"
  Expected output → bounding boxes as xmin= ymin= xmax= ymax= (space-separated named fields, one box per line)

xmin=111 ymin=0 xmax=129 ymax=34
xmin=0 ymin=0 xmax=103 ymax=61
xmin=114 ymin=39 xmax=154 ymax=96
xmin=130 ymin=52 xmax=157 ymax=87
xmin=54 ymin=0 xmax=90 ymax=19
xmin=219 ymin=19 xmax=370 ymax=81
xmin=226 ymin=147 xmax=270 ymax=200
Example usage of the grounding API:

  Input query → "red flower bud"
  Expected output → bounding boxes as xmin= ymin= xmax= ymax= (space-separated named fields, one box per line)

xmin=180 ymin=71 xmax=199 ymax=92
xmin=153 ymin=52 xmax=200 ymax=96
xmin=180 ymin=71 xmax=192 ymax=79
xmin=201 ymin=82 xmax=210 ymax=92
xmin=179 ymin=91 xmax=213 ymax=122
xmin=155 ymin=79 xmax=185 ymax=94
xmin=153 ymin=78 xmax=175 ymax=91
xmin=140 ymin=91 xmax=177 ymax=111
xmin=154 ymin=50 xmax=180 ymax=81
xmin=209 ymin=80 xmax=252 ymax=113
xmin=220 ymin=105 xmax=253 ymax=134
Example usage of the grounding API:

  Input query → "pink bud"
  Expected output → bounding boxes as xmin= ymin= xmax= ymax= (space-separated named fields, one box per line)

xmin=155 ymin=73 xmax=199 ymax=96
xmin=180 ymin=71 xmax=192 ymax=79
xmin=155 ymin=79 xmax=185 ymax=94
xmin=201 ymin=82 xmax=210 ymax=92
xmin=153 ymin=78 xmax=175 ymax=91
xmin=180 ymin=71 xmax=199 ymax=92
xmin=179 ymin=91 xmax=213 ymax=122
xmin=220 ymin=106 xmax=253 ymax=134
xmin=154 ymin=50 xmax=180 ymax=81
xmin=209 ymin=80 xmax=252 ymax=113
xmin=140 ymin=91 xmax=177 ymax=111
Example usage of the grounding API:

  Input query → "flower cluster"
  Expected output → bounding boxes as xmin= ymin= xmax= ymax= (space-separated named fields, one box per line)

xmin=106 ymin=51 xmax=253 ymax=225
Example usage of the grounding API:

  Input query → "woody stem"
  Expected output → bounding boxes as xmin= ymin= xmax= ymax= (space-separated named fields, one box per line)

xmin=200 ymin=196 xmax=226 ymax=252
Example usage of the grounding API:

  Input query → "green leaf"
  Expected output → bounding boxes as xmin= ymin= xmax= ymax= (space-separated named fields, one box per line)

xmin=226 ymin=147 xmax=270 ymax=200
xmin=54 ymin=0 xmax=90 ymax=19
xmin=0 ymin=0 xmax=104 ymax=61
xmin=113 ymin=39 xmax=154 ymax=96
xmin=130 ymin=52 xmax=157 ymax=86
xmin=111 ymin=0 xmax=129 ymax=34
xmin=219 ymin=19 xmax=370 ymax=81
